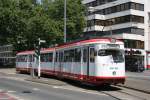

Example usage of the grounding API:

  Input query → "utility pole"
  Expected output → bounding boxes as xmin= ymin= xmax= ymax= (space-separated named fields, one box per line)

xmin=64 ymin=0 xmax=67 ymax=43
xmin=109 ymin=19 xmax=116 ymax=43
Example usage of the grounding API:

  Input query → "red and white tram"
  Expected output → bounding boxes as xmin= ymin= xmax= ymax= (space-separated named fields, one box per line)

xmin=16 ymin=38 xmax=126 ymax=85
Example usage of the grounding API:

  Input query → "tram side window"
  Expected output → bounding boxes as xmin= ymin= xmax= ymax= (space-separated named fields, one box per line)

xmin=24 ymin=55 xmax=28 ymax=62
xmin=64 ymin=50 xmax=69 ymax=62
xmin=17 ymin=55 xmax=28 ymax=62
xmin=48 ymin=53 xmax=53 ymax=62
xmin=16 ymin=56 xmax=20 ymax=62
xmin=64 ymin=49 xmax=74 ymax=62
xmin=29 ymin=55 xmax=32 ymax=62
xmin=70 ymin=49 xmax=75 ymax=62
xmin=41 ymin=53 xmax=53 ymax=62
xmin=74 ymin=48 xmax=81 ymax=62
xmin=59 ymin=52 xmax=63 ymax=62
xmin=41 ymin=54 xmax=46 ymax=62
xmin=32 ymin=55 xmax=34 ymax=62
xmin=55 ymin=52 xmax=58 ymax=62
xmin=83 ymin=48 xmax=88 ymax=62
xmin=90 ymin=48 xmax=95 ymax=62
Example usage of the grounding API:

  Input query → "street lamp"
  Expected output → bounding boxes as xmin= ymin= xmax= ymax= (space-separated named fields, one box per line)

xmin=64 ymin=0 xmax=67 ymax=43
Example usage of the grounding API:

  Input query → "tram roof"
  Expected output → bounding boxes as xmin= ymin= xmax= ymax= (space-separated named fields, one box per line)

xmin=17 ymin=38 xmax=123 ymax=55
xmin=55 ymin=38 xmax=123 ymax=49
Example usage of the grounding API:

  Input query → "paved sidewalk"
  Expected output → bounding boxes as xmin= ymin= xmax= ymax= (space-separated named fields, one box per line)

xmin=0 ymin=68 xmax=16 ymax=75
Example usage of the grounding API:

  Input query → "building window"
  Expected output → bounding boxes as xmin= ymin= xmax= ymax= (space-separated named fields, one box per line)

xmin=124 ymin=40 xmax=144 ymax=49
xmin=90 ymin=2 xmax=144 ymax=16
xmin=89 ymin=15 xmax=144 ymax=27
xmin=124 ymin=3 xmax=130 ymax=10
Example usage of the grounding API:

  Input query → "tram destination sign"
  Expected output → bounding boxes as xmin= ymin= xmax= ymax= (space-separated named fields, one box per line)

xmin=107 ymin=44 xmax=120 ymax=49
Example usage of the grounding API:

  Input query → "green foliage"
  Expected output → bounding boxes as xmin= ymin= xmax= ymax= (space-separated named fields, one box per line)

xmin=0 ymin=0 xmax=86 ymax=52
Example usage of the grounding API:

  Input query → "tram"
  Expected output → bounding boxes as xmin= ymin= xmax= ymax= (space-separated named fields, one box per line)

xmin=16 ymin=38 xmax=125 ymax=85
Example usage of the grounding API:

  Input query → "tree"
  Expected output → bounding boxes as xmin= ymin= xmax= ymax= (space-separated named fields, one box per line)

xmin=0 ymin=0 xmax=86 ymax=52
xmin=45 ymin=0 xmax=86 ymax=41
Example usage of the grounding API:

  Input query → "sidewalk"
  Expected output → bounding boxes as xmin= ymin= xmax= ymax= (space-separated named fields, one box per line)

xmin=0 ymin=68 xmax=16 ymax=75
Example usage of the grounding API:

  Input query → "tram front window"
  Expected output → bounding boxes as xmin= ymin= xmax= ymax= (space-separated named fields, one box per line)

xmin=98 ymin=49 xmax=124 ymax=63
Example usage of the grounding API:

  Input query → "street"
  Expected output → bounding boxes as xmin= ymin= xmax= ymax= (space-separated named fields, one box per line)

xmin=0 ymin=68 xmax=150 ymax=100
xmin=0 ymin=0 xmax=150 ymax=99
xmin=0 ymin=72 xmax=115 ymax=100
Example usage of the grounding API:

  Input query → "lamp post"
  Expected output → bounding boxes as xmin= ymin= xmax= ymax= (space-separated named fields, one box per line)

xmin=64 ymin=0 xmax=67 ymax=43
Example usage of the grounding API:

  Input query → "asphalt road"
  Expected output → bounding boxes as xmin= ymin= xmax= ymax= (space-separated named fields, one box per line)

xmin=0 ymin=74 xmax=116 ymax=100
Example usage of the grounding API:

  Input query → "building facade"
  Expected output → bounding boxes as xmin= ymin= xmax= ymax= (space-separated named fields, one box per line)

xmin=0 ymin=45 xmax=15 ymax=67
xmin=82 ymin=0 xmax=150 ymax=70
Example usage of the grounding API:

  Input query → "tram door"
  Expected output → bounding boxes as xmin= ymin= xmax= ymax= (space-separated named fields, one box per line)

xmin=83 ymin=47 xmax=89 ymax=78
xmin=83 ymin=46 xmax=94 ymax=79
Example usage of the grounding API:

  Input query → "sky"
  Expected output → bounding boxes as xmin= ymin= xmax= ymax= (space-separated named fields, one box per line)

xmin=37 ymin=0 xmax=42 ymax=4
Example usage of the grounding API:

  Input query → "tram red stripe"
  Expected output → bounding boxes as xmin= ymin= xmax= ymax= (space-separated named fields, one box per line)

xmin=16 ymin=68 xmax=126 ymax=85
xmin=16 ymin=67 xmax=126 ymax=78
xmin=147 ymin=65 xmax=150 ymax=69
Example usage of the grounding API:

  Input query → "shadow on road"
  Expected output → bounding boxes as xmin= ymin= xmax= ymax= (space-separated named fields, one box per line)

xmin=19 ymin=72 xmax=122 ymax=92
xmin=63 ymin=79 xmax=121 ymax=92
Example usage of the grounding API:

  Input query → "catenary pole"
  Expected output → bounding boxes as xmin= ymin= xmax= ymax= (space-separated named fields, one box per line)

xmin=38 ymin=38 xmax=41 ymax=78
xmin=64 ymin=0 xmax=67 ymax=43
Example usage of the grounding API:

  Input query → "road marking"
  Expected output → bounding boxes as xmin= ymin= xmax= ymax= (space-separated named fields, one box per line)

xmin=52 ymin=86 xmax=59 ymax=89
xmin=7 ymin=90 xmax=16 ymax=93
xmin=32 ymin=88 xmax=40 ymax=91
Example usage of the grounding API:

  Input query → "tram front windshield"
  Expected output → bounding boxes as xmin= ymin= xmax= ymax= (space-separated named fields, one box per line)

xmin=98 ymin=49 xmax=124 ymax=63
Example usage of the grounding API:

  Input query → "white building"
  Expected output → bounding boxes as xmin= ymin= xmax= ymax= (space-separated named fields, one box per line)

xmin=82 ymin=0 xmax=150 ymax=70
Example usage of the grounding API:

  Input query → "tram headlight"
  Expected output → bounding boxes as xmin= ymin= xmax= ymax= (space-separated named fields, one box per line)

xmin=112 ymin=71 xmax=116 ymax=75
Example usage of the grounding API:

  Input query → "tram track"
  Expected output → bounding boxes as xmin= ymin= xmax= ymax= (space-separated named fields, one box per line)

xmin=100 ymin=85 xmax=150 ymax=100
xmin=117 ymin=84 xmax=150 ymax=94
